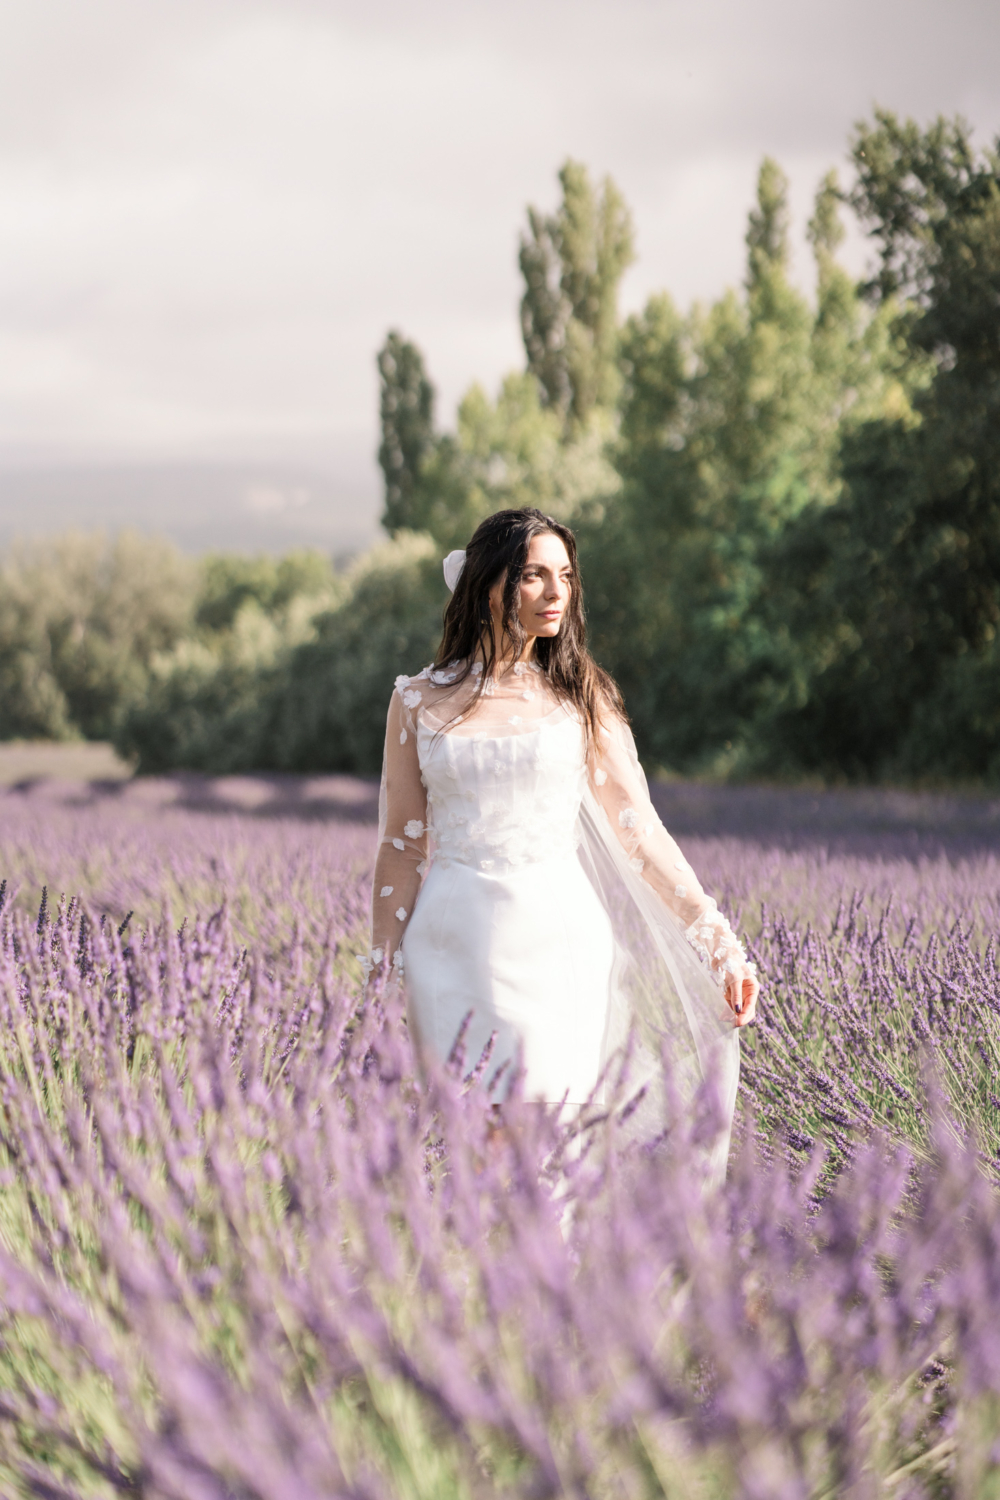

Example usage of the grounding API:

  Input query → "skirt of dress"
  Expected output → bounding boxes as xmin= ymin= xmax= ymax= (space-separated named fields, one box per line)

xmin=402 ymin=850 xmax=615 ymax=1104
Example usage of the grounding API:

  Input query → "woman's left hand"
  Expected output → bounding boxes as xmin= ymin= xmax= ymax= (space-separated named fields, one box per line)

xmin=725 ymin=965 xmax=759 ymax=1028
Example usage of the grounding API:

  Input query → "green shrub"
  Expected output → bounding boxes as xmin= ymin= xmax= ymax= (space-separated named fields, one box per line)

xmin=270 ymin=531 xmax=448 ymax=774
xmin=114 ymin=533 xmax=447 ymax=776
xmin=195 ymin=550 xmax=337 ymax=631
xmin=0 ymin=532 xmax=195 ymax=742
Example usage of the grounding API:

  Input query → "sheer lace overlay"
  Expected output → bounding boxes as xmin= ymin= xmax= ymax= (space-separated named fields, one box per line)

xmin=371 ymin=661 xmax=583 ymax=971
xmin=369 ymin=660 xmax=749 ymax=1157
xmin=371 ymin=663 xmax=753 ymax=994
xmin=590 ymin=717 xmax=756 ymax=990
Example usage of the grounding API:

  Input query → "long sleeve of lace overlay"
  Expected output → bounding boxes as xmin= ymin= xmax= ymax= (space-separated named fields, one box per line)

xmin=366 ymin=687 xmax=429 ymax=983
xmin=588 ymin=715 xmax=755 ymax=991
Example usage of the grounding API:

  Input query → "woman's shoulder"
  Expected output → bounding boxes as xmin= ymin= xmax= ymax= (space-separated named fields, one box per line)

xmin=591 ymin=680 xmax=631 ymax=756
xmin=391 ymin=661 xmax=468 ymax=705
xmin=392 ymin=666 xmax=429 ymax=705
xmin=593 ymin=670 xmax=628 ymax=724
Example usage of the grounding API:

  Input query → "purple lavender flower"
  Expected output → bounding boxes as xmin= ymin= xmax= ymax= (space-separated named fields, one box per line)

xmin=0 ymin=772 xmax=996 ymax=1494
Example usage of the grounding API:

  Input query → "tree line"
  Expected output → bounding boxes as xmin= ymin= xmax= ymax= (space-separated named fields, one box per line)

xmin=3 ymin=110 xmax=998 ymax=784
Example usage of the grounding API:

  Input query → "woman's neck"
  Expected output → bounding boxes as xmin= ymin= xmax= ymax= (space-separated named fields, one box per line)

xmin=476 ymin=629 xmax=537 ymax=674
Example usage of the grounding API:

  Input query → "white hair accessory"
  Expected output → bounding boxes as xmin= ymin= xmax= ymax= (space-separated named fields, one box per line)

xmin=442 ymin=549 xmax=467 ymax=592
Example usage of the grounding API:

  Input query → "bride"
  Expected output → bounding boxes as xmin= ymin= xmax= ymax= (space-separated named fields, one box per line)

xmin=365 ymin=507 xmax=758 ymax=1143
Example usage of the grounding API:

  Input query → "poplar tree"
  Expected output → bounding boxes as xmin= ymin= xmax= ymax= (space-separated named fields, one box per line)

xmin=519 ymin=160 xmax=635 ymax=427
xmin=377 ymin=331 xmax=436 ymax=536
xmin=740 ymin=158 xmax=817 ymax=507
xmin=808 ymin=171 xmax=848 ymax=318
xmin=583 ymin=157 xmax=860 ymax=772
xmin=746 ymin=157 xmax=790 ymax=291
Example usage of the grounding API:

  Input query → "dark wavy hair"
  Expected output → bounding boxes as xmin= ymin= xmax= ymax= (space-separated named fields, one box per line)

xmin=434 ymin=507 xmax=624 ymax=749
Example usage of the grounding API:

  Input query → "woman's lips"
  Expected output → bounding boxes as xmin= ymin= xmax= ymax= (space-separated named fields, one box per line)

xmin=538 ymin=610 xmax=561 ymax=620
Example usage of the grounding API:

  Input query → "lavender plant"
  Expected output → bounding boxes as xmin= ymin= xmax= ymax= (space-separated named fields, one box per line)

xmin=739 ymin=892 xmax=1000 ymax=1171
xmin=0 ymin=777 xmax=997 ymax=1496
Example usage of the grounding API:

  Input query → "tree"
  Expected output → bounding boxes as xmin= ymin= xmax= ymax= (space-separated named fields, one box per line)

xmin=737 ymin=112 xmax=1000 ymax=782
xmin=0 ymin=533 xmax=196 ymax=742
xmin=583 ymin=160 xmax=824 ymax=770
xmin=270 ymin=533 xmax=448 ymax=773
xmin=377 ymin=331 xmax=437 ymax=536
xmin=195 ymin=551 xmax=336 ymax=632
xmin=580 ymin=147 xmax=929 ymax=776
xmin=848 ymin=114 xmax=1000 ymax=638
xmin=518 ymin=207 xmax=570 ymax=418
xmin=519 ymin=160 xmax=635 ymax=428
xmin=746 ymin=157 xmax=791 ymax=292
xmin=373 ymin=163 xmax=633 ymax=554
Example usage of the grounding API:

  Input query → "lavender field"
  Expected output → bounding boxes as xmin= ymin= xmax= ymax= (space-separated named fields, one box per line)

xmin=1 ymin=767 xmax=999 ymax=1497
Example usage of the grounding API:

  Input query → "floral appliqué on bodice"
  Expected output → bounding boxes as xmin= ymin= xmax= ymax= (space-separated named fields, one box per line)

xmin=364 ymin=663 xmax=756 ymax=997
xmin=419 ymin=709 xmax=585 ymax=875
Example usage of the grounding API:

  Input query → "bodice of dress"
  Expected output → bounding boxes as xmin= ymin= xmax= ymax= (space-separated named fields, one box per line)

xmin=418 ymin=708 xmax=586 ymax=875
xmin=368 ymin=660 xmax=757 ymax=1020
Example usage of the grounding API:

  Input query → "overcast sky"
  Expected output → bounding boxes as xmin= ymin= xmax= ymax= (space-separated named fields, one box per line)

xmin=1 ymin=0 xmax=998 ymax=537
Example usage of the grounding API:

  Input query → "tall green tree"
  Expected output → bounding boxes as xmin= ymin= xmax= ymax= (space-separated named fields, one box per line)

xmin=849 ymin=111 xmax=1000 ymax=652
xmin=584 ymin=160 xmax=822 ymax=769
xmin=747 ymin=111 xmax=1000 ymax=781
xmin=103 ymin=123 xmax=1000 ymax=786
xmin=519 ymin=160 xmax=635 ymax=428
xmin=377 ymin=331 xmax=437 ymax=536
xmin=375 ymin=163 xmax=634 ymax=554
xmin=582 ymin=154 xmax=910 ymax=775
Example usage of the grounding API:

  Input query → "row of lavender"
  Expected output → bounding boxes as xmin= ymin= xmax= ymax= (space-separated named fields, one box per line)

xmin=743 ymin=890 xmax=1000 ymax=1170
xmin=0 ymin=788 xmax=998 ymax=1495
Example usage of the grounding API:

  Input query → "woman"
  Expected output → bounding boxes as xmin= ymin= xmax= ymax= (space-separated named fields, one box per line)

xmin=363 ymin=507 xmax=758 ymax=1144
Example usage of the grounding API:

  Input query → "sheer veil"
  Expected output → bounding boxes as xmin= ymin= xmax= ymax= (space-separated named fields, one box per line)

xmin=577 ymin=741 xmax=740 ymax=1176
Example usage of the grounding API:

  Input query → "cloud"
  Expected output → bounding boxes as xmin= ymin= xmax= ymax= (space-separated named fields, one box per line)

xmin=0 ymin=0 xmax=997 ymax=531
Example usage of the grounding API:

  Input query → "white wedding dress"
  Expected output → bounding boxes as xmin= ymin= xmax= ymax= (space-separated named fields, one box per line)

xmin=368 ymin=661 xmax=746 ymax=1153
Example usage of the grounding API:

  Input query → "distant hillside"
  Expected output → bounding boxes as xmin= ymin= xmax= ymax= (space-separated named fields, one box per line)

xmin=0 ymin=462 xmax=381 ymax=560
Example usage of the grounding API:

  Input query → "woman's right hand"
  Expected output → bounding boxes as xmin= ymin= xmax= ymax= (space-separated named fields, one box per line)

xmin=725 ymin=965 xmax=759 ymax=1028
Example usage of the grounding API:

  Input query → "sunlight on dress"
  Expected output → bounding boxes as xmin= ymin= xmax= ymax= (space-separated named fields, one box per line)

xmin=369 ymin=661 xmax=750 ymax=1162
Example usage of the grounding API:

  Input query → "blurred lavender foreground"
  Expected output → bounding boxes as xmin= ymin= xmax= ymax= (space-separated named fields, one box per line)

xmin=0 ymin=771 xmax=999 ymax=1495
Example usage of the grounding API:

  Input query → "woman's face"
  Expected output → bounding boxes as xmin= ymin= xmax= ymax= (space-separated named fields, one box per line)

xmin=489 ymin=531 xmax=573 ymax=650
